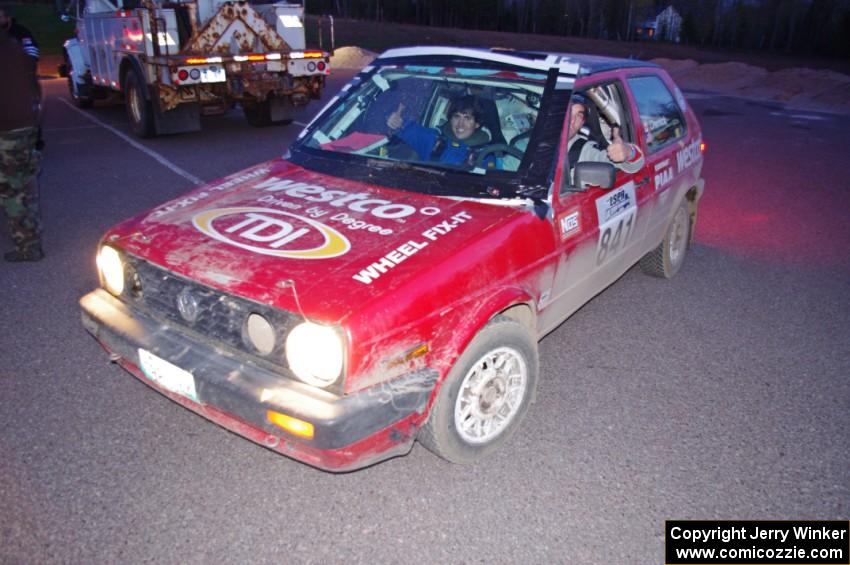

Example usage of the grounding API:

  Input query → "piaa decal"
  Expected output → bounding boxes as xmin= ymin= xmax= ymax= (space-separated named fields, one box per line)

xmin=193 ymin=207 xmax=350 ymax=259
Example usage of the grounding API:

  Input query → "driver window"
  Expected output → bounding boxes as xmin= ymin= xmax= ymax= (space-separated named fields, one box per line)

xmin=560 ymin=80 xmax=635 ymax=196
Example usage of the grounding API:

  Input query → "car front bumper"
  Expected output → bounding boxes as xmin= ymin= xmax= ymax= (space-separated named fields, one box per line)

xmin=80 ymin=289 xmax=437 ymax=472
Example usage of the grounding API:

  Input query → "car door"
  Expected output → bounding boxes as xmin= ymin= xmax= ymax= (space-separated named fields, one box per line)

xmin=537 ymin=74 xmax=653 ymax=334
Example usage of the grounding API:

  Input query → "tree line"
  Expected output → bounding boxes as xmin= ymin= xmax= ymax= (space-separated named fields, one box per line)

xmin=307 ymin=0 xmax=850 ymax=57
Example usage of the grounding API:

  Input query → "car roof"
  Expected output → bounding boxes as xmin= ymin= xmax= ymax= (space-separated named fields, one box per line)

xmin=376 ymin=46 xmax=659 ymax=79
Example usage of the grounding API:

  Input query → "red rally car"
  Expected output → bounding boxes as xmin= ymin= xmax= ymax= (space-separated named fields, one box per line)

xmin=80 ymin=47 xmax=705 ymax=471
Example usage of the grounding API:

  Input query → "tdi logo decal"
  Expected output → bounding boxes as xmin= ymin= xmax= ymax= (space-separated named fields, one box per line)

xmin=193 ymin=207 xmax=350 ymax=259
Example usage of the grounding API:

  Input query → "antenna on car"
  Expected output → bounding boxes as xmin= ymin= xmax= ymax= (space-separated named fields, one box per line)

xmin=277 ymin=279 xmax=312 ymax=323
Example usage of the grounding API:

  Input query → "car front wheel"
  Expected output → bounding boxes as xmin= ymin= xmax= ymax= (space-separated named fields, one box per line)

xmin=419 ymin=315 xmax=538 ymax=464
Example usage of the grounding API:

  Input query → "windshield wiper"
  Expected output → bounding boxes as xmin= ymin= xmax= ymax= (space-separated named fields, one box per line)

xmin=365 ymin=158 xmax=447 ymax=177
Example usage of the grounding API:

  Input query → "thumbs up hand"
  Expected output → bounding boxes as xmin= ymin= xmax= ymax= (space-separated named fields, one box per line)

xmin=606 ymin=126 xmax=634 ymax=163
xmin=611 ymin=125 xmax=623 ymax=144
xmin=387 ymin=103 xmax=405 ymax=131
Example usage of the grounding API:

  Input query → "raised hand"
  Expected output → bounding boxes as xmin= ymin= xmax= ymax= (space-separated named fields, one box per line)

xmin=606 ymin=125 xmax=633 ymax=163
xmin=387 ymin=102 xmax=405 ymax=131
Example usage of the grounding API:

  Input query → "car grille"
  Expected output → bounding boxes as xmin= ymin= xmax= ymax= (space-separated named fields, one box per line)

xmin=124 ymin=254 xmax=299 ymax=368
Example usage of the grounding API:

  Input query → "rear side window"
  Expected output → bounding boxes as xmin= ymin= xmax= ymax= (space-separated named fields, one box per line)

xmin=627 ymin=75 xmax=687 ymax=153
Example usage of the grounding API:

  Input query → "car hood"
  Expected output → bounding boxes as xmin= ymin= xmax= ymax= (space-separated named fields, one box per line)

xmin=109 ymin=158 xmax=529 ymax=322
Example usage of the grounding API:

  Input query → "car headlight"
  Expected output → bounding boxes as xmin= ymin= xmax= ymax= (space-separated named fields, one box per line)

xmin=285 ymin=322 xmax=344 ymax=387
xmin=97 ymin=245 xmax=125 ymax=296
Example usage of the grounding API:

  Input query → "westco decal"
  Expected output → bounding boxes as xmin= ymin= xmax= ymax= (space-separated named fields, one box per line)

xmin=193 ymin=207 xmax=350 ymax=259
xmin=253 ymin=177 xmax=441 ymax=219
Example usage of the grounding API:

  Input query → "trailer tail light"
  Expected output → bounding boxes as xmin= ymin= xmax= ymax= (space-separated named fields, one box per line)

xmin=288 ymin=54 xmax=330 ymax=77
xmin=290 ymin=51 xmax=325 ymax=59
xmin=173 ymin=64 xmax=225 ymax=85
xmin=185 ymin=56 xmax=223 ymax=65
xmin=232 ymin=54 xmax=267 ymax=62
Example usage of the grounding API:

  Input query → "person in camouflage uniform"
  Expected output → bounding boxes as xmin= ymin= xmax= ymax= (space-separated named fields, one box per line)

xmin=0 ymin=16 xmax=43 ymax=262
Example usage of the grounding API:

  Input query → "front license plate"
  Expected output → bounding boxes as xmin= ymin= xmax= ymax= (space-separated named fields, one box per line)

xmin=138 ymin=349 xmax=199 ymax=402
xmin=200 ymin=65 xmax=225 ymax=83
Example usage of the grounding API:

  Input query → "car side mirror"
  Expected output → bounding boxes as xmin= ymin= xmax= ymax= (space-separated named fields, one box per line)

xmin=574 ymin=162 xmax=615 ymax=190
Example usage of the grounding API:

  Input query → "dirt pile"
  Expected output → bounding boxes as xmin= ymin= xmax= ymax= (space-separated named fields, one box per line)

xmin=652 ymin=58 xmax=850 ymax=114
xmin=327 ymin=49 xmax=850 ymax=115
xmin=331 ymin=46 xmax=378 ymax=69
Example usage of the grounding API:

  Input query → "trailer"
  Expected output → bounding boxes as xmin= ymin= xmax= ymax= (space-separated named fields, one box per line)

xmin=57 ymin=0 xmax=331 ymax=137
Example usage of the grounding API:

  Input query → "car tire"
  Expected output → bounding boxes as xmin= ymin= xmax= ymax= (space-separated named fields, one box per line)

xmin=640 ymin=199 xmax=690 ymax=278
xmin=419 ymin=315 xmax=538 ymax=464
xmin=125 ymin=69 xmax=155 ymax=138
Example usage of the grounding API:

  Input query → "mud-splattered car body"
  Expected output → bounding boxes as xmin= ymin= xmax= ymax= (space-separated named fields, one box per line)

xmin=80 ymin=47 xmax=704 ymax=471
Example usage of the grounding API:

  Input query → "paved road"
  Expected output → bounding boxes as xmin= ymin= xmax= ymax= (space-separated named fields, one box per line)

xmin=1 ymin=74 xmax=848 ymax=564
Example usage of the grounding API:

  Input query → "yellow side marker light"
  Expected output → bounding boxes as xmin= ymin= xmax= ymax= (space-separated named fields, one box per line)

xmin=405 ymin=343 xmax=430 ymax=361
xmin=266 ymin=410 xmax=314 ymax=440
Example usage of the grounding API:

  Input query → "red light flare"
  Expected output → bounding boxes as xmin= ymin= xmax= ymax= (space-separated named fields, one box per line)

xmin=123 ymin=27 xmax=144 ymax=42
xmin=694 ymin=143 xmax=850 ymax=272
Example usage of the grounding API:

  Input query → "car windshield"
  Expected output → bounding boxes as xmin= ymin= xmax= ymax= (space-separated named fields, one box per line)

xmin=295 ymin=64 xmax=548 ymax=178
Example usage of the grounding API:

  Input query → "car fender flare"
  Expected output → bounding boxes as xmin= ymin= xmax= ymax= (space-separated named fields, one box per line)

xmin=649 ymin=181 xmax=702 ymax=250
xmin=424 ymin=286 xmax=538 ymax=409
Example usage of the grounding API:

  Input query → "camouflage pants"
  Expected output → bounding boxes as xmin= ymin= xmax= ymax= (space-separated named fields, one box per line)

xmin=0 ymin=127 xmax=42 ymax=252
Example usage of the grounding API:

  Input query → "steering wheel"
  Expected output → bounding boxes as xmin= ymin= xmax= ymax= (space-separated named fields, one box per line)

xmin=473 ymin=143 xmax=525 ymax=168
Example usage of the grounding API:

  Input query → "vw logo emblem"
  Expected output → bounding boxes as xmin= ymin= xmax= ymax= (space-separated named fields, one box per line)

xmin=176 ymin=287 xmax=200 ymax=323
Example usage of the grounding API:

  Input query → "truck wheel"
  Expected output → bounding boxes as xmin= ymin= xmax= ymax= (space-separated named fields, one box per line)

xmin=640 ymin=200 xmax=690 ymax=278
xmin=243 ymin=99 xmax=272 ymax=127
xmin=419 ymin=315 xmax=538 ymax=464
xmin=125 ymin=70 xmax=155 ymax=138
xmin=68 ymin=76 xmax=94 ymax=108
xmin=66 ymin=53 xmax=93 ymax=108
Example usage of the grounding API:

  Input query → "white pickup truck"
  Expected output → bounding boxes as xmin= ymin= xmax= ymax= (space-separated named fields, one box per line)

xmin=57 ymin=0 xmax=331 ymax=136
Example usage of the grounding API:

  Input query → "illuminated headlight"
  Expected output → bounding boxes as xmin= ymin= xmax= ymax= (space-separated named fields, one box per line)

xmin=97 ymin=245 xmax=125 ymax=296
xmin=285 ymin=322 xmax=343 ymax=387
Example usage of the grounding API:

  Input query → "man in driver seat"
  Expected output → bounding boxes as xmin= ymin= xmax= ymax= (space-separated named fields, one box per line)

xmin=568 ymin=94 xmax=644 ymax=182
xmin=386 ymin=95 xmax=492 ymax=166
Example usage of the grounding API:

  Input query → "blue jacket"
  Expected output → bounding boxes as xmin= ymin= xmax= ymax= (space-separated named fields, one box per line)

xmin=397 ymin=120 xmax=489 ymax=165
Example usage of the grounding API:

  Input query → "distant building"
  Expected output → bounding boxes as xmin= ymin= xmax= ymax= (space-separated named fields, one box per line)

xmin=636 ymin=5 xmax=682 ymax=43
